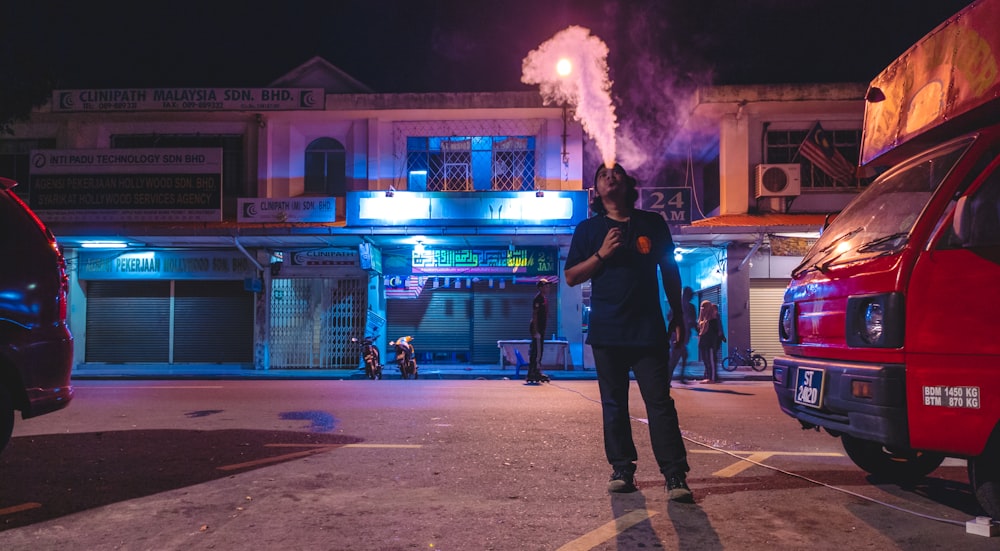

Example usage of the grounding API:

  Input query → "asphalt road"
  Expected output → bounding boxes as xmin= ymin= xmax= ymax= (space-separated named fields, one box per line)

xmin=0 ymin=379 xmax=995 ymax=550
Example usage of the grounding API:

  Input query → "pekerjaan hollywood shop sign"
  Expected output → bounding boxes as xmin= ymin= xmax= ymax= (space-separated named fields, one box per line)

xmin=52 ymin=88 xmax=324 ymax=112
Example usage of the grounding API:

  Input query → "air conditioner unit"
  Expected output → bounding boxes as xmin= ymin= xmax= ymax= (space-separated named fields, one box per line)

xmin=755 ymin=164 xmax=801 ymax=198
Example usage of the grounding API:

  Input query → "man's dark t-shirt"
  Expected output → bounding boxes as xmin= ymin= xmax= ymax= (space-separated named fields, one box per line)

xmin=566 ymin=209 xmax=676 ymax=347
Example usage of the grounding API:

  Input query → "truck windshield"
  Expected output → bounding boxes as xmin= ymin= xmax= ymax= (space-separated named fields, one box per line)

xmin=793 ymin=138 xmax=972 ymax=277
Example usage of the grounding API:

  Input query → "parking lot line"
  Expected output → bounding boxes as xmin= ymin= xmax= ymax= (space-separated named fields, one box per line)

xmin=218 ymin=444 xmax=341 ymax=471
xmin=712 ymin=452 xmax=775 ymax=477
xmin=555 ymin=509 xmax=657 ymax=551
xmin=687 ymin=449 xmax=844 ymax=477
xmin=217 ymin=443 xmax=425 ymax=472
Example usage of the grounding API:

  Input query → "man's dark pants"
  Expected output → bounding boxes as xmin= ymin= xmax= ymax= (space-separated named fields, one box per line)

xmin=592 ymin=345 xmax=690 ymax=478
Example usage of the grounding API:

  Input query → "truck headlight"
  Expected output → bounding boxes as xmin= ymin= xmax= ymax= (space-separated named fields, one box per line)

xmin=846 ymin=292 xmax=904 ymax=348
xmin=862 ymin=302 xmax=883 ymax=344
xmin=779 ymin=302 xmax=797 ymax=343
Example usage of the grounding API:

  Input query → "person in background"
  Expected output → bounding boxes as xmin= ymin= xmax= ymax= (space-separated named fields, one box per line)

xmin=526 ymin=278 xmax=551 ymax=383
xmin=697 ymin=301 xmax=722 ymax=384
xmin=669 ymin=286 xmax=697 ymax=383
xmin=563 ymin=162 xmax=694 ymax=504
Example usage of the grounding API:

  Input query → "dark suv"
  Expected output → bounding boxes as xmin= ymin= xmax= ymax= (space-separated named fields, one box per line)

xmin=0 ymin=177 xmax=74 ymax=453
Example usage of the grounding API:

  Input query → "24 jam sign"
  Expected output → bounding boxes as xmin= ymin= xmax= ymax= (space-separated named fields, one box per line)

xmin=639 ymin=188 xmax=691 ymax=226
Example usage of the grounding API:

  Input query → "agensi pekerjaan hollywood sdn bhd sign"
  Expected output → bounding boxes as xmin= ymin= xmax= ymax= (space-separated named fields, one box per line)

xmin=51 ymin=88 xmax=325 ymax=112
xmin=77 ymin=250 xmax=259 ymax=281
xmin=28 ymin=148 xmax=223 ymax=223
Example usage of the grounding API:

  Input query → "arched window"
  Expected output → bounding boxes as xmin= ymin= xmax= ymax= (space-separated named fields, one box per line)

xmin=305 ymin=138 xmax=346 ymax=196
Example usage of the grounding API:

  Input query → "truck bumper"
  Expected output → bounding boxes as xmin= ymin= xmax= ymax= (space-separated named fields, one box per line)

xmin=773 ymin=356 xmax=910 ymax=449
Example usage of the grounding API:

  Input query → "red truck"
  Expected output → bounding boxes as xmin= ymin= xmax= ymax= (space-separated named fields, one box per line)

xmin=773 ymin=0 xmax=1000 ymax=519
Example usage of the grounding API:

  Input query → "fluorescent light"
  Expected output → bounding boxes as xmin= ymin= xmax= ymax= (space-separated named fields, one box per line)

xmin=80 ymin=241 xmax=128 ymax=248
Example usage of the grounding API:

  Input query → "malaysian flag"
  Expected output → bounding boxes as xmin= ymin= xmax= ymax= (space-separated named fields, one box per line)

xmin=797 ymin=122 xmax=856 ymax=185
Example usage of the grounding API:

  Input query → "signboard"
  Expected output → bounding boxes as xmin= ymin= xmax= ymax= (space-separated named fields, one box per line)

xmin=383 ymin=246 xmax=559 ymax=276
xmin=639 ymin=187 xmax=691 ymax=226
xmin=52 ymin=88 xmax=324 ymax=112
xmin=348 ymin=190 xmax=589 ymax=227
xmin=29 ymin=148 xmax=223 ymax=222
xmin=78 ymin=250 xmax=257 ymax=280
xmin=238 ymin=197 xmax=337 ymax=223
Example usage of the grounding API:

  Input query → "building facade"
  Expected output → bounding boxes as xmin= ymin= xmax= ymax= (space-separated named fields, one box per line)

xmin=2 ymin=58 xmax=872 ymax=374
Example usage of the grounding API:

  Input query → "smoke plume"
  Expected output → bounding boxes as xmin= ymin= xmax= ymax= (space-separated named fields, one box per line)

xmin=521 ymin=26 xmax=618 ymax=169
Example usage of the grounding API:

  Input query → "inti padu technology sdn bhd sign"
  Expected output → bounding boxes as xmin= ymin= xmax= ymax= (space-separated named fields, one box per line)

xmin=29 ymin=148 xmax=223 ymax=222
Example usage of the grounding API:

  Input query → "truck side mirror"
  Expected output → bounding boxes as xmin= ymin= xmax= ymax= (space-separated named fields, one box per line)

xmin=952 ymin=196 xmax=971 ymax=244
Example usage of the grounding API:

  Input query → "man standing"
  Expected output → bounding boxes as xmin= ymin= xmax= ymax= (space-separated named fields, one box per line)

xmin=526 ymin=278 xmax=551 ymax=383
xmin=563 ymin=163 xmax=693 ymax=503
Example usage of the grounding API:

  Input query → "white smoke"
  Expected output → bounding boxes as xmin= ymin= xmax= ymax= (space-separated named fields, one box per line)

xmin=521 ymin=26 xmax=618 ymax=169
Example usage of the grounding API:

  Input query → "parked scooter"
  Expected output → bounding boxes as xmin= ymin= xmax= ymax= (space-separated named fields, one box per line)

xmin=389 ymin=336 xmax=418 ymax=379
xmin=351 ymin=335 xmax=382 ymax=380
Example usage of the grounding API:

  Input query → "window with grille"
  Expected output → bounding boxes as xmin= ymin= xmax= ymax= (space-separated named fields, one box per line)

xmin=406 ymin=135 xmax=535 ymax=191
xmin=398 ymin=120 xmax=542 ymax=192
xmin=305 ymin=137 xmax=346 ymax=196
xmin=764 ymin=127 xmax=868 ymax=189
xmin=0 ymin=138 xmax=57 ymax=200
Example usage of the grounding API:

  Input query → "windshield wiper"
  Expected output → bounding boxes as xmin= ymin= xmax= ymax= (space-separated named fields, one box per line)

xmin=791 ymin=226 xmax=865 ymax=278
xmin=856 ymin=232 xmax=909 ymax=253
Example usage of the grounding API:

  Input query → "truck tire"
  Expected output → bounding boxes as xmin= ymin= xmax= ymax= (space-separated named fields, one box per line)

xmin=841 ymin=434 xmax=945 ymax=480
xmin=0 ymin=385 xmax=13 ymax=454
xmin=968 ymin=443 xmax=1000 ymax=518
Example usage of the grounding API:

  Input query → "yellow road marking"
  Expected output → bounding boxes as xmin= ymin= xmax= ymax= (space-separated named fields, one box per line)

xmin=713 ymin=452 xmax=774 ymax=477
xmin=0 ymin=502 xmax=42 ymax=516
xmin=81 ymin=386 xmax=225 ymax=390
xmin=687 ymin=449 xmax=844 ymax=477
xmin=556 ymin=509 xmax=657 ymax=551
xmin=218 ymin=443 xmax=423 ymax=471
xmin=342 ymin=444 xmax=423 ymax=449
xmin=689 ymin=450 xmax=842 ymax=457
xmin=218 ymin=446 xmax=338 ymax=471
xmin=263 ymin=443 xmax=422 ymax=449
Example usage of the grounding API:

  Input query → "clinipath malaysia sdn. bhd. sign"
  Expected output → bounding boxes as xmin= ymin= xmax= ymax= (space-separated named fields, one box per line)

xmin=51 ymin=88 xmax=324 ymax=112
xmin=29 ymin=148 xmax=223 ymax=222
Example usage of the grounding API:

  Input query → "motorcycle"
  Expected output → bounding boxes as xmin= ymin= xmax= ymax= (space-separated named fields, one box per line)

xmin=389 ymin=336 xmax=418 ymax=379
xmin=351 ymin=335 xmax=382 ymax=380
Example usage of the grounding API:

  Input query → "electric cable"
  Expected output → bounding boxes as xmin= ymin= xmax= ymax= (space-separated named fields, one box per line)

xmin=552 ymin=381 xmax=970 ymax=529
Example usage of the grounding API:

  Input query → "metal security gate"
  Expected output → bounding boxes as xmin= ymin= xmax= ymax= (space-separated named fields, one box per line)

xmin=85 ymin=280 xmax=170 ymax=362
xmin=386 ymin=284 xmax=472 ymax=362
xmin=270 ymin=277 xmax=365 ymax=369
xmin=471 ymin=281 xmax=552 ymax=364
xmin=749 ymin=279 xmax=789 ymax=365
xmin=85 ymin=280 xmax=252 ymax=364
xmin=386 ymin=279 xmax=555 ymax=364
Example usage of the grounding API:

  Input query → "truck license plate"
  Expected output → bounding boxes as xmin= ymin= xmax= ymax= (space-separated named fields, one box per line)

xmin=794 ymin=367 xmax=825 ymax=408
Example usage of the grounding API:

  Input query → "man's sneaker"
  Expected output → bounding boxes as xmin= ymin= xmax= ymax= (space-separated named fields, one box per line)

xmin=607 ymin=470 xmax=638 ymax=493
xmin=666 ymin=475 xmax=694 ymax=503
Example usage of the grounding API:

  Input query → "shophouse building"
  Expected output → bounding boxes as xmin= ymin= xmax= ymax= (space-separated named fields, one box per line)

xmin=2 ymin=58 xmax=870 ymax=375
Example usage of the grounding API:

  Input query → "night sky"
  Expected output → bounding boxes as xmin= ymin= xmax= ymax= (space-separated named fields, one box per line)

xmin=4 ymin=0 xmax=974 ymax=93
xmin=2 ymin=0 xmax=976 ymax=179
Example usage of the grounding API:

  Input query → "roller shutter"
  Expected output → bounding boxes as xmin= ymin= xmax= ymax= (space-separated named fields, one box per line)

xmin=85 ymin=280 xmax=254 ymax=364
xmin=174 ymin=280 xmax=254 ymax=363
xmin=85 ymin=280 xmax=170 ymax=362
xmin=749 ymin=279 xmax=789 ymax=364
xmin=387 ymin=285 xmax=472 ymax=360
xmin=471 ymin=282 xmax=552 ymax=364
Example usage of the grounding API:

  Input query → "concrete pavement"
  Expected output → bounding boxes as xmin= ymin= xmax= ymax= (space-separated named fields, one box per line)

xmin=71 ymin=361 xmax=772 ymax=382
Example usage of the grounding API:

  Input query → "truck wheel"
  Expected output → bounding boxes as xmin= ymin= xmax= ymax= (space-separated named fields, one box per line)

xmin=0 ymin=385 xmax=13 ymax=454
xmin=841 ymin=434 xmax=945 ymax=480
xmin=968 ymin=447 xmax=1000 ymax=518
